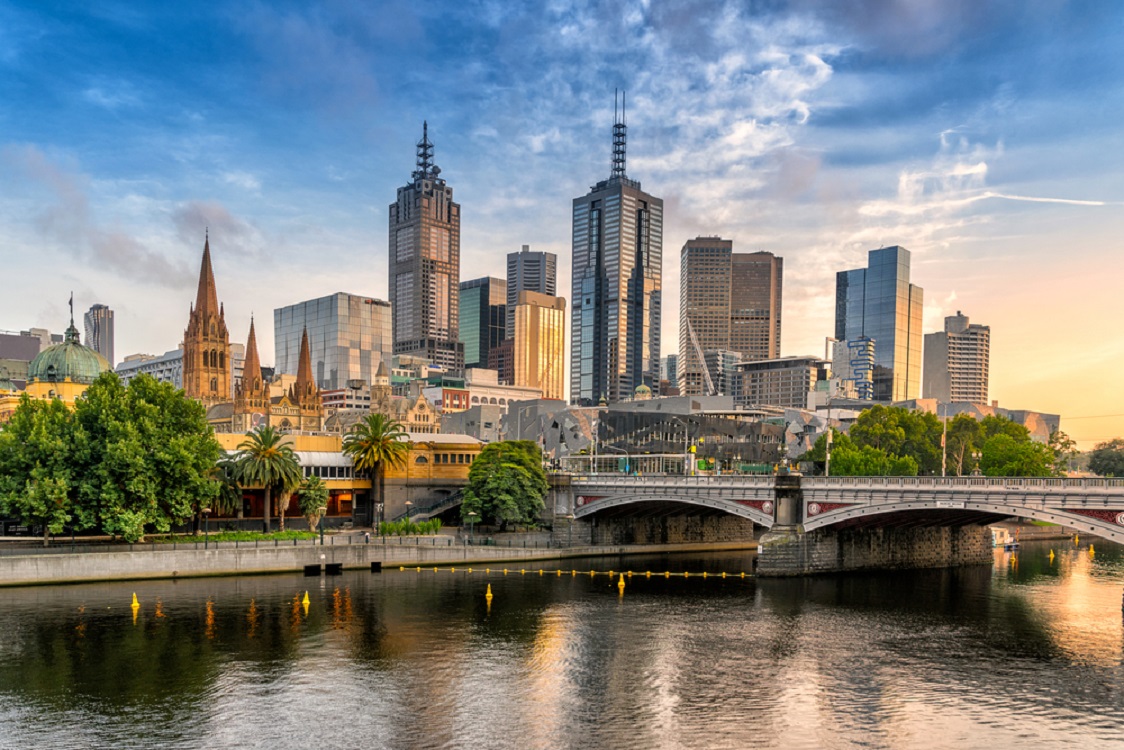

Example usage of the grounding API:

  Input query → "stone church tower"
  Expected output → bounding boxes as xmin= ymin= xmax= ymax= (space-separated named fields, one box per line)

xmin=183 ymin=235 xmax=231 ymax=407
xmin=233 ymin=317 xmax=269 ymax=433
xmin=291 ymin=328 xmax=323 ymax=431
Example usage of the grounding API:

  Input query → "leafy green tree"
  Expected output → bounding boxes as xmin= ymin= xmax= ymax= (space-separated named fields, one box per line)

xmin=236 ymin=425 xmax=302 ymax=533
xmin=296 ymin=475 xmax=330 ymax=531
xmin=1088 ymin=438 xmax=1124 ymax=477
xmin=342 ymin=414 xmax=408 ymax=527
xmin=979 ymin=434 xmax=1057 ymax=477
xmin=1048 ymin=430 xmax=1078 ymax=474
xmin=799 ymin=429 xmax=918 ymax=477
xmin=0 ymin=396 xmax=80 ymax=546
xmin=73 ymin=372 xmax=221 ymax=542
xmin=945 ymin=414 xmax=983 ymax=476
xmin=849 ymin=405 xmax=943 ymax=475
xmin=210 ymin=455 xmax=245 ymax=519
xmin=460 ymin=441 xmax=548 ymax=530
xmin=981 ymin=414 xmax=1030 ymax=442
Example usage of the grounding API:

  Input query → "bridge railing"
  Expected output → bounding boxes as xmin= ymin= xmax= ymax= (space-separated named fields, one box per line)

xmin=801 ymin=476 xmax=1124 ymax=490
xmin=569 ymin=474 xmax=776 ymax=487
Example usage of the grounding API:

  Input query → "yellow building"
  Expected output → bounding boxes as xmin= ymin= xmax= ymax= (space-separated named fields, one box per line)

xmin=214 ymin=431 xmax=483 ymax=528
xmin=513 ymin=290 xmax=566 ymax=400
xmin=0 ymin=310 xmax=109 ymax=422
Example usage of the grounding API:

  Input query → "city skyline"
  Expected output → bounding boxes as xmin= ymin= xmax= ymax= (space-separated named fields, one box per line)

xmin=0 ymin=2 xmax=1121 ymax=445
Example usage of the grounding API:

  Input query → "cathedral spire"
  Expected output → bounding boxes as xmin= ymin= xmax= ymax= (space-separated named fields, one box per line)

xmin=195 ymin=234 xmax=220 ymax=317
xmin=296 ymin=327 xmax=315 ymax=392
xmin=243 ymin=317 xmax=262 ymax=390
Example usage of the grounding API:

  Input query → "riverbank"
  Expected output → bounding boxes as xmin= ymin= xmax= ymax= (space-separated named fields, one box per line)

xmin=0 ymin=539 xmax=758 ymax=588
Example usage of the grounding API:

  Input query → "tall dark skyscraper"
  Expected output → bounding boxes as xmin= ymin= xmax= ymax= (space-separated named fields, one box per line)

xmin=459 ymin=277 xmax=507 ymax=370
xmin=388 ymin=122 xmax=464 ymax=372
xmin=835 ymin=245 xmax=923 ymax=402
xmin=506 ymin=245 xmax=557 ymax=340
xmin=570 ymin=93 xmax=663 ymax=405
xmin=83 ymin=303 xmax=114 ymax=368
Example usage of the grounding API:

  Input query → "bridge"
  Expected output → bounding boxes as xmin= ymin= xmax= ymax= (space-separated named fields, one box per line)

xmin=556 ymin=474 xmax=1124 ymax=575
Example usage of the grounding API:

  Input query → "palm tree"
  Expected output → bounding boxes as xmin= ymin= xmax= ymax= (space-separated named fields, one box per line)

xmin=211 ymin=455 xmax=245 ymax=517
xmin=237 ymin=425 xmax=303 ymax=533
xmin=343 ymin=414 xmax=408 ymax=528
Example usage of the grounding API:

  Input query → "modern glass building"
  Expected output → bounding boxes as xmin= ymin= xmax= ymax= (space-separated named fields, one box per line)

xmin=274 ymin=293 xmax=392 ymax=390
xmin=570 ymin=96 xmax=663 ymax=405
xmin=513 ymin=290 xmax=566 ymax=401
xmin=506 ymin=245 xmax=557 ymax=340
xmin=834 ymin=246 xmax=923 ymax=402
xmin=83 ymin=303 xmax=114 ymax=368
xmin=388 ymin=123 xmax=463 ymax=372
xmin=459 ymin=277 xmax=506 ymax=370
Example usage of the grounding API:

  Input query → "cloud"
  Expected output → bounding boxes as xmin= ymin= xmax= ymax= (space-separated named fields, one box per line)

xmin=82 ymin=79 xmax=141 ymax=110
xmin=171 ymin=200 xmax=260 ymax=257
xmin=222 ymin=171 xmax=261 ymax=192
xmin=1 ymin=144 xmax=188 ymax=286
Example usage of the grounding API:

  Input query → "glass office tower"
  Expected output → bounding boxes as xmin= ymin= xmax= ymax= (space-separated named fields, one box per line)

xmin=834 ymin=246 xmax=923 ymax=402
xmin=274 ymin=293 xmax=393 ymax=390
xmin=570 ymin=96 xmax=663 ymax=405
xmin=459 ymin=277 xmax=506 ymax=370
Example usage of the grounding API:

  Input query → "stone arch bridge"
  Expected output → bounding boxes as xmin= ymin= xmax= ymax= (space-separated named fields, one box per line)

xmin=559 ymin=474 xmax=1124 ymax=575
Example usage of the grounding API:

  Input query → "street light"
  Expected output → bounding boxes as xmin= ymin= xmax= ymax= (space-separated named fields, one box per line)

xmin=318 ymin=506 xmax=327 ymax=546
xmin=202 ymin=507 xmax=211 ymax=549
xmin=669 ymin=416 xmax=692 ymax=476
xmin=467 ymin=511 xmax=478 ymax=544
xmin=602 ymin=443 xmax=630 ymax=474
xmin=404 ymin=500 xmax=413 ymax=528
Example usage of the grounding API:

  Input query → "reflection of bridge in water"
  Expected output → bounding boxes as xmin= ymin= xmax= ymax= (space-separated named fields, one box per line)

xmin=555 ymin=474 xmax=1124 ymax=575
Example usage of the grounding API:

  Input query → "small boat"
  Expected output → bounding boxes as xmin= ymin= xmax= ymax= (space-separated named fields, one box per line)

xmin=991 ymin=527 xmax=1020 ymax=551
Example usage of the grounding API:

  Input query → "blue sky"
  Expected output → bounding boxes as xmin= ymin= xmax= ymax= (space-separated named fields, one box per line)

xmin=1 ymin=0 xmax=1122 ymax=447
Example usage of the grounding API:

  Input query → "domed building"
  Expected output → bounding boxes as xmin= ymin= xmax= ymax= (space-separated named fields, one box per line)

xmin=0 ymin=307 xmax=110 ymax=422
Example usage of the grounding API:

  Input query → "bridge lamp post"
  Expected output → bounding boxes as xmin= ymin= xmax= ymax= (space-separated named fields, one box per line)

xmin=669 ymin=416 xmax=692 ymax=476
xmin=467 ymin=511 xmax=478 ymax=544
xmin=202 ymin=507 xmax=211 ymax=549
xmin=404 ymin=500 xmax=413 ymax=527
xmin=603 ymin=443 xmax=630 ymax=474
xmin=318 ymin=506 xmax=327 ymax=546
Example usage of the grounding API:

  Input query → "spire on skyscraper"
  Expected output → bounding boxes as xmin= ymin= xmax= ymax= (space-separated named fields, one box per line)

xmin=413 ymin=120 xmax=439 ymax=180
xmin=612 ymin=89 xmax=627 ymax=179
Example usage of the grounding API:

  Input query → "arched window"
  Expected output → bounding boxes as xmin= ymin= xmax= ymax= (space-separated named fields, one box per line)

xmin=489 ymin=397 xmax=497 ymax=404
xmin=471 ymin=396 xmax=479 ymax=404
xmin=210 ymin=377 xmax=218 ymax=391
xmin=499 ymin=398 xmax=507 ymax=405
xmin=415 ymin=455 xmax=429 ymax=464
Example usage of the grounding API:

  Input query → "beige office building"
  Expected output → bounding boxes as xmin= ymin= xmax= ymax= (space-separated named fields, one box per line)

xmin=513 ymin=290 xmax=566 ymax=401
xmin=679 ymin=237 xmax=783 ymax=396
xmin=923 ymin=311 xmax=990 ymax=403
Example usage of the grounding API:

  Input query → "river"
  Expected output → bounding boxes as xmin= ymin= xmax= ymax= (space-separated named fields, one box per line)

xmin=0 ymin=541 xmax=1121 ymax=749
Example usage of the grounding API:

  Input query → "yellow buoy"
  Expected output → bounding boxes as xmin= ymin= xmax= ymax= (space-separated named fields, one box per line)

xmin=740 ymin=572 xmax=746 ymax=578
xmin=433 ymin=567 xmax=438 ymax=572
xmin=684 ymin=571 xmax=689 ymax=579
xmin=1049 ymin=550 xmax=1055 ymax=563
xmin=486 ymin=584 xmax=493 ymax=601
xmin=131 ymin=593 xmax=139 ymax=608
xmin=721 ymin=572 xmax=727 ymax=578
xmin=302 ymin=591 xmax=310 ymax=606
xmin=539 ymin=569 xmax=544 ymax=576
xmin=468 ymin=568 xmax=473 ymax=573
xmin=572 ymin=570 xmax=576 ymax=576
xmin=702 ymin=572 xmax=708 ymax=579
xmin=399 ymin=566 xmax=405 ymax=571
xmin=504 ymin=569 xmax=509 ymax=574
xmin=617 ymin=574 xmax=626 ymax=592
xmin=451 ymin=568 xmax=456 ymax=573
xmin=486 ymin=568 xmax=491 ymax=573
xmin=589 ymin=570 xmax=595 ymax=577
xmin=1089 ymin=545 xmax=1096 ymax=558
xmin=416 ymin=566 xmax=421 ymax=572
xmin=665 ymin=571 xmax=670 ymax=578
xmin=557 ymin=569 xmax=562 ymax=576
xmin=645 ymin=571 xmax=651 ymax=578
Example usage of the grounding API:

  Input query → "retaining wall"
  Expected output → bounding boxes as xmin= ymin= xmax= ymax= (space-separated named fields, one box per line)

xmin=591 ymin=515 xmax=758 ymax=546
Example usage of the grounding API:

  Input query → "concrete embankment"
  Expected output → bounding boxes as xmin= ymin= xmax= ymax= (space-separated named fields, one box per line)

xmin=0 ymin=540 xmax=757 ymax=588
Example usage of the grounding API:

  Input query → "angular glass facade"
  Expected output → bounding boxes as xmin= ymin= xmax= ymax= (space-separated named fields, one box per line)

xmin=274 ymin=293 xmax=392 ymax=390
xmin=459 ymin=277 xmax=506 ymax=370
xmin=834 ymin=246 xmax=923 ymax=402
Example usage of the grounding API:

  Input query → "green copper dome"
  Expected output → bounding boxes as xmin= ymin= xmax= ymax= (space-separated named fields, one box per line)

xmin=28 ymin=323 xmax=109 ymax=385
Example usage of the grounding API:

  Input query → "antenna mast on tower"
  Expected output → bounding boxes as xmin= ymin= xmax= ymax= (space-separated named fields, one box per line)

xmin=612 ymin=89 xmax=628 ymax=179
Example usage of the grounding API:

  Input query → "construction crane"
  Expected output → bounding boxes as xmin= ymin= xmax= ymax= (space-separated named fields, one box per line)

xmin=686 ymin=317 xmax=717 ymax=396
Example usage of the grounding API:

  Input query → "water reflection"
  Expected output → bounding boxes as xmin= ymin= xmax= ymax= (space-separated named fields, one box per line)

xmin=0 ymin=546 xmax=1119 ymax=749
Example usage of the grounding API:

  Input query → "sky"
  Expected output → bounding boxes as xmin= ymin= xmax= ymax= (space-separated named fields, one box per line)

xmin=0 ymin=0 xmax=1121 ymax=448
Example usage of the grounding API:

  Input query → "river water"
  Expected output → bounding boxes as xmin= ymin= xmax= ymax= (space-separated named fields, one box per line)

xmin=0 ymin=541 xmax=1122 ymax=750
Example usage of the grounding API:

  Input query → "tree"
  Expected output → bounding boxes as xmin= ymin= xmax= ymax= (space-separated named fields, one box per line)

xmin=342 ymin=414 xmax=408 ymax=527
xmin=799 ymin=429 xmax=918 ymax=477
xmin=236 ymin=425 xmax=302 ymax=533
xmin=210 ymin=455 xmax=245 ymax=519
xmin=0 ymin=396 xmax=80 ymax=546
xmin=1048 ymin=430 xmax=1078 ymax=475
xmin=979 ymin=434 xmax=1057 ymax=477
xmin=296 ymin=476 xmax=330 ymax=531
xmin=945 ymin=414 xmax=983 ymax=476
xmin=848 ymin=405 xmax=943 ymax=474
xmin=1088 ymin=438 xmax=1124 ymax=477
xmin=460 ymin=441 xmax=548 ymax=530
xmin=73 ymin=372 xmax=221 ymax=543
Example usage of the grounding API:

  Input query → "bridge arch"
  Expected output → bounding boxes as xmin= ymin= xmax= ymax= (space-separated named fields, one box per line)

xmin=575 ymin=493 xmax=775 ymax=528
xmin=804 ymin=500 xmax=1124 ymax=544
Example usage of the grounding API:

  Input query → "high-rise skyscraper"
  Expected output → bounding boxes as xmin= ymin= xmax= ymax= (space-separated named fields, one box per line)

xmin=835 ymin=246 xmax=923 ymax=402
xmin=389 ymin=122 xmax=464 ymax=372
xmin=274 ymin=292 xmax=393 ymax=390
xmin=923 ymin=311 xmax=990 ymax=403
xmin=513 ymin=290 xmax=566 ymax=400
xmin=506 ymin=245 xmax=557 ymax=339
xmin=459 ymin=277 xmax=507 ymax=370
xmin=678 ymin=238 xmax=783 ymax=396
xmin=83 ymin=303 xmax=114 ymax=368
xmin=570 ymin=93 xmax=663 ymax=405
